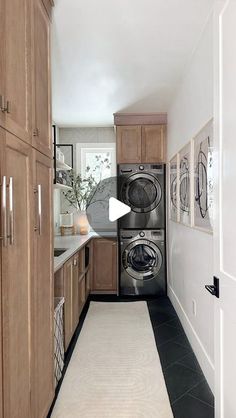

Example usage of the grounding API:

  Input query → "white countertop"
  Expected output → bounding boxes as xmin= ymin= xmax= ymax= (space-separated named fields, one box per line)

xmin=54 ymin=231 xmax=117 ymax=273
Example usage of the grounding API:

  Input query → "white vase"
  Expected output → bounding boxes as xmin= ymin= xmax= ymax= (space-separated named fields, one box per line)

xmin=77 ymin=210 xmax=90 ymax=235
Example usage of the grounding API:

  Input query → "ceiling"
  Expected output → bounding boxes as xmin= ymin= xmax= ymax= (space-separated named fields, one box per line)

xmin=52 ymin=0 xmax=215 ymax=126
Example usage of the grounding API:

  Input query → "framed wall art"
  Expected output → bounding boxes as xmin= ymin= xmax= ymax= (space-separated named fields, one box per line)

xmin=193 ymin=119 xmax=213 ymax=233
xmin=179 ymin=142 xmax=192 ymax=226
xmin=169 ymin=154 xmax=179 ymax=222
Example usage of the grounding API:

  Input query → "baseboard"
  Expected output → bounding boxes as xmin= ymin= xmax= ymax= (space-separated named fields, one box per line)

xmin=168 ymin=284 xmax=215 ymax=393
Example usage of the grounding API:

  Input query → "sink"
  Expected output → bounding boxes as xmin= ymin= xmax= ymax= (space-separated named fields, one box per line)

xmin=54 ymin=248 xmax=67 ymax=257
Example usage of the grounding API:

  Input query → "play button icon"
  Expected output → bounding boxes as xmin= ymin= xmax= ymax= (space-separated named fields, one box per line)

xmin=109 ymin=197 xmax=131 ymax=222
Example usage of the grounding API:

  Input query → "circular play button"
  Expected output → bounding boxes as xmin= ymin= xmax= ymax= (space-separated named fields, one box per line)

xmin=86 ymin=176 xmax=130 ymax=235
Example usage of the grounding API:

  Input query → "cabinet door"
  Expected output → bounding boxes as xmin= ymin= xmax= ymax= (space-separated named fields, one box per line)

xmin=78 ymin=274 xmax=86 ymax=316
xmin=31 ymin=150 xmax=54 ymax=418
xmin=141 ymin=125 xmax=166 ymax=163
xmin=0 ymin=134 xmax=4 ymax=418
xmin=1 ymin=131 xmax=32 ymax=418
xmin=64 ymin=258 xmax=73 ymax=350
xmin=72 ymin=254 xmax=79 ymax=331
xmin=92 ymin=239 xmax=117 ymax=291
xmin=0 ymin=0 xmax=32 ymax=143
xmin=32 ymin=0 xmax=52 ymax=157
xmin=85 ymin=268 xmax=91 ymax=299
xmin=116 ymin=126 xmax=142 ymax=163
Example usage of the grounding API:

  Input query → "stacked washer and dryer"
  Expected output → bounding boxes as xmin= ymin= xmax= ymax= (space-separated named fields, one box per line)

xmin=118 ymin=163 xmax=166 ymax=296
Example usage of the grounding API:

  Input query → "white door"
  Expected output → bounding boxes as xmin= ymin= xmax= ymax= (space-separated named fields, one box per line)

xmin=213 ymin=1 xmax=236 ymax=417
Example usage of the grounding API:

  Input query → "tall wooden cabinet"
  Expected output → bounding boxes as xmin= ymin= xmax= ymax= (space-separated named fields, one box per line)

xmin=1 ymin=130 xmax=32 ymax=418
xmin=116 ymin=124 xmax=166 ymax=164
xmin=0 ymin=1 xmax=54 ymax=417
xmin=0 ymin=0 xmax=32 ymax=144
xmin=31 ymin=151 xmax=53 ymax=418
xmin=32 ymin=0 xmax=52 ymax=157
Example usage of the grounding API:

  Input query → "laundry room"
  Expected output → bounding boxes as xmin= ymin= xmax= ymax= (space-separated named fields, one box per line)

xmin=1 ymin=1 xmax=236 ymax=418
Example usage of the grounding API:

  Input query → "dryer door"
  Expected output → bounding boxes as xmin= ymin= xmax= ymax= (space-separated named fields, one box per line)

xmin=121 ymin=173 xmax=162 ymax=213
xmin=123 ymin=239 xmax=162 ymax=281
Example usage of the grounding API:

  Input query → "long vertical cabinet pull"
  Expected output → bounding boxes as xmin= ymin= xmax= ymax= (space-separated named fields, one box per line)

xmin=1 ymin=176 xmax=7 ymax=246
xmin=38 ymin=184 xmax=42 ymax=235
xmin=8 ymin=177 xmax=14 ymax=245
xmin=34 ymin=185 xmax=42 ymax=235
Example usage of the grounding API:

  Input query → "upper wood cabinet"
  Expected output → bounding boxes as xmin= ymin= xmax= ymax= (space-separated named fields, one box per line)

xmin=1 ymin=130 xmax=32 ymax=418
xmin=92 ymin=239 xmax=117 ymax=292
xmin=141 ymin=125 xmax=166 ymax=163
xmin=0 ymin=0 xmax=32 ymax=144
xmin=116 ymin=126 xmax=142 ymax=163
xmin=116 ymin=125 xmax=166 ymax=164
xmin=31 ymin=150 xmax=54 ymax=418
xmin=32 ymin=0 xmax=52 ymax=158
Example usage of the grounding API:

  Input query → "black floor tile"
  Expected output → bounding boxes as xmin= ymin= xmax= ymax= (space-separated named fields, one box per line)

xmin=189 ymin=380 xmax=214 ymax=407
xmin=173 ymin=333 xmax=192 ymax=350
xmin=172 ymin=394 xmax=214 ymax=418
xmin=164 ymin=363 xmax=204 ymax=404
xmin=166 ymin=317 xmax=183 ymax=331
xmin=158 ymin=340 xmax=192 ymax=369
xmin=153 ymin=323 xmax=184 ymax=347
xmin=177 ymin=352 xmax=203 ymax=375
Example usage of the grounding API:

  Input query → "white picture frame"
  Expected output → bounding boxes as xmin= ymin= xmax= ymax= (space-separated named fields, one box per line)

xmin=169 ymin=154 xmax=179 ymax=222
xmin=193 ymin=119 xmax=213 ymax=233
xmin=179 ymin=142 xmax=192 ymax=226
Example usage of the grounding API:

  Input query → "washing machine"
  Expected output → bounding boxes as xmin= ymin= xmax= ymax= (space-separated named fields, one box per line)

xmin=117 ymin=163 xmax=165 ymax=229
xmin=119 ymin=229 xmax=166 ymax=296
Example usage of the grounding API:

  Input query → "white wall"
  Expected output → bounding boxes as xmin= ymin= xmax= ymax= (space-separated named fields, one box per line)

xmin=167 ymin=14 xmax=214 ymax=390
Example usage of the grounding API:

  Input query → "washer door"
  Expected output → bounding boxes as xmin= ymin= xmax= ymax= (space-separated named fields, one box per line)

xmin=122 ymin=239 xmax=162 ymax=281
xmin=121 ymin=173 xmax=162 ymax=213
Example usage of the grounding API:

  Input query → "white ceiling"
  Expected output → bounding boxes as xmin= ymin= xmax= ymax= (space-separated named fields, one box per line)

xmin=52 ymin=0 xmax=215 ymax=126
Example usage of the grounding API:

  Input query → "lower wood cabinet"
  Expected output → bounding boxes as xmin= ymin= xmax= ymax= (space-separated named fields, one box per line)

xmin=1 ymin=131 xmax=32 ymax=418
xmin=0 ymin=130 xmax=54 ymax=418
xmin=63 ymin=257 xmax=74 ymax=351
xmin=92 ymin=238 xmax=118 ymax=292
xmin=72 ymin=254 xmax=79 ymax=331
xmin=31 ymin=150 xmax=54 ymax=418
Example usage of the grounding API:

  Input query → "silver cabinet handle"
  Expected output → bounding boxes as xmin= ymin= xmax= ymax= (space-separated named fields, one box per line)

xmin=34 ymin=185 xmax=42 ymax=235
xmin=38 ymin=185 xmax=42 ymax=236
xmin=0 ymin=95 xmax=5 ymax=112
xmin=8 ymin=177 xmax=14 ymax=245
xmin=1 ymin=176 xmax=7 ymax=246
xmin=0 ymin=96 xmax=10 ymax=113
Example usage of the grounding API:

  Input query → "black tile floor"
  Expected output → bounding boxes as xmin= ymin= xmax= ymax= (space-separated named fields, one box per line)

xmin=48 ymin=296 xmax=214 ymax=418
xmin=147 ymin=298 xmax=214 ymax=418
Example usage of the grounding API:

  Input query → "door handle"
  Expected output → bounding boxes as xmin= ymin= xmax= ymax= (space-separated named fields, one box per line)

xmin=8 ymin=177 xmax=14 ymax=245
xmin=0 ymin=176 xmax=8 ymax=246
xmin=205 ymin=276 xmax=219 ymax=298
xmin=34 ymin=185 xmax=42 ymax=235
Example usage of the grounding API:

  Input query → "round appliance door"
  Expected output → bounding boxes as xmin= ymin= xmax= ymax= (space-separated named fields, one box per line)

xmin=121 ymin=173 xmax=162 ymax=213
xmin=122 ymin=239 xmax=163 ymax=281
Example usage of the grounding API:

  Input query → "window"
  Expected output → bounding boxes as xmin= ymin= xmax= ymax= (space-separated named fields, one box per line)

xmin=76 ymin=143 xmax=116 ymax=181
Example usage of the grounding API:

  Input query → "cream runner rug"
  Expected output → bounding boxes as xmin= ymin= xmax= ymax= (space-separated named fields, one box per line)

xmin=51 ymin=302 xmax=173 ymax=418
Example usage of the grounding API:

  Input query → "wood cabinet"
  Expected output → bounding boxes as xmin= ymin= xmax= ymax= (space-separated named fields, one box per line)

xmin=72 ymin=254 xmax=79 ymax=330
xmin=0 ymin=0 xmax=32 ymax=144
xmin=141 ymin=125 xmax=166 ymax=163
xmin=116 ymin=125 xmax=166 ymax=163
xmin=1 ymin=130 xmax=32 ymax=418
xmin=31 ymin=150 xmax=53 ymax=418
xmin=78 ymin=274 xmax=86 ymax=316
xmin=63 ymin=258 xmax=74 ymax=351
xmin=32 ymin=0 xmax=52 ymax=157
xmin=92 ymin=239 xmax=117 ymax=292
xmin=0 ymin=1 xmax=54 ymax=417
xmin=116 ymin=126 xmax=142 ymax=163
